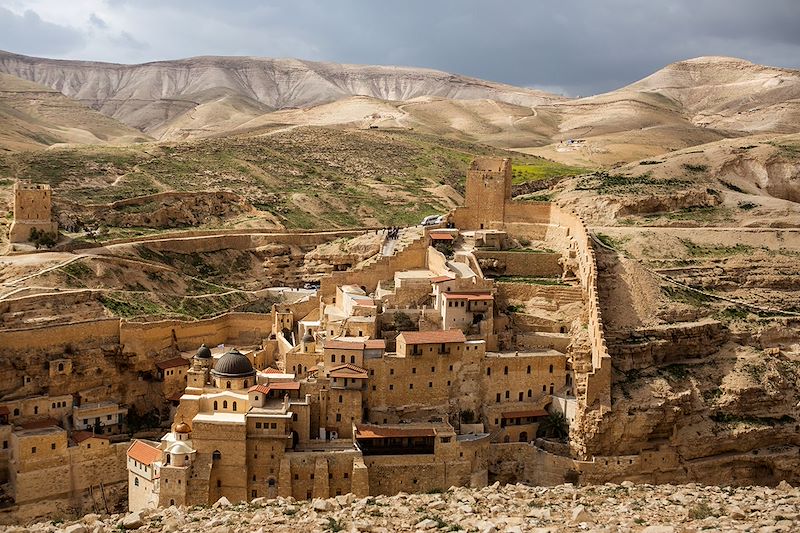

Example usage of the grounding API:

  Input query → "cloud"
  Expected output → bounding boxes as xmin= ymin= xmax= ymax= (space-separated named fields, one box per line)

xmin=1 ymin=0 xmax=799 ymax=95
xmin=88 ymin=12 xmax=107 ymax=29
xmin=0 ymin=6 xmax=84 ymax=55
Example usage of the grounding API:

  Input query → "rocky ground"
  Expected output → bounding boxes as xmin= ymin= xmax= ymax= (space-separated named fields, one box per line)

xmin=6 ymin=482 xmax=799 ymax=533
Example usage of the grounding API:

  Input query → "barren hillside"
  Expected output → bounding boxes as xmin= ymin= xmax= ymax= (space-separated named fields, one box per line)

xmin=0 ymin=50 xmax=563 ymax=137
xmin=0 ymin=72 xmax=151 ymax=151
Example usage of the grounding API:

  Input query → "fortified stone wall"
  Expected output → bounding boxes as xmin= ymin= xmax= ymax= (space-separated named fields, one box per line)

xmin=321 ymin=236 xmax=428 ymax=299
xmin=474 ymin=251 xmax=562 ymax=278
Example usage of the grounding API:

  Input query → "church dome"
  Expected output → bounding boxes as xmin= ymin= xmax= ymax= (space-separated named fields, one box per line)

xmin=302 ymin=331 xmax=314 ymax=343
xmin=211 ymin=349 xmax=255 ymax=377
xmin=195 ymin=344 xmax=212 ymax=359
xmin=175 ymin=421 xmax=191 ymax=434
xmin=165 ymin=441 xmax=193 ymax=455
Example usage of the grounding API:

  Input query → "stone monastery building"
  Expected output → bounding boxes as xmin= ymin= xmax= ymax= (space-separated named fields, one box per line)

xmin=126 ymin=158 xmax=607 ymax=510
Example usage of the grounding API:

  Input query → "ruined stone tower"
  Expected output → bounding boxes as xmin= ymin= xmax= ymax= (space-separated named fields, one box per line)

xmin=462 ymin=157 xmax=512 ymax=229
xmin=9 ymin=181 xmax=58 ymax=243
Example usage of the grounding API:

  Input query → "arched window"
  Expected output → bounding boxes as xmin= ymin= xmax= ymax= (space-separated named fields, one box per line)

xmin=170 ymin=499 xmax=175 ymax=506
xmin=212 ymin=450 xmax=222 ymax=461
xmin=243 ymin=380 xmax=248 ymax=388
xmin=52 ymin=402 xmax=56 ymax=409
xmin=486 ymin=368 xmax=491 ymax=376
xmin=350 ymin=356 xmax=355 ymax=364
xmin=338 ymin=395 xmax=343 ymax=403
xmin=134 ymin=477 xmax=139 ymax=486
xmin=503 ymin=366 xmax=508 ymax=375
xmin=232 ymin=402 xmax=238 ymax=411
xmin=268 ymin=478 xmax=276 ymax=487
xmin=526 ymin=365 xmax=531 ymax=374
xmin=34 ymin=406 xmax=38 ymax=414
xmin=13 ymin=408 xmax=19 ymax=416
xmin=340 ymin=355 xmax=345 ymax=363
xmin=518 ymin=392 xmax=523 ymax=401
xmin=226 ymin=381 xmax=231 ymax=389
xmin=223 ymin=400 xmax=228 ymax=409
xmin=527 ymin=389 xmax=532 ymax=397
xmin=549 ymin=383 xmax=554 ymax=394
xmin=165 ymin=455 xmax=171 ymax=465
xmin=549 ymin=364 xmax=553 ymax=374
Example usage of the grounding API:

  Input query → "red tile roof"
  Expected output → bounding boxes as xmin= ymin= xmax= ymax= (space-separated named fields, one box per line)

xmin=355 ymin=424 xmax=436 ymax=439
xmin=267 ymin=381 xmax=301 ymax=391
xmin=324 ymin=340 xmax=365 ymax=350
xmin=398 ymin=329 xmax=466 ymax=345
xmin=443 ymin=292 xmax=493 ymax=301
xmin=156 ymin=357 xmax=190 ymax=370
xmin=430 ymin=276 xmax=455 ymax=283
xmin=429 ymin=233 xmax=454 ymax=241
xmin=248 ymin=384 xmax=271 ymax=395
xmin=127 ymin=440 xmax=162 ymax=465
xmin=73 ymin=430 xmax=109 ymax=443
xmin=0 ymin=406 xmax=9 ymax=416
xmin=263 ymin=367 xmax=282 ymax=374
xmin=329 ymin=363 xmax=369 ymax=379
xmin=364 ymin=339 xmax=386 ymax=350
xmin=501 ymin=409 xmax=548 ymax=419
xmin=19 ymin=418 xmax=60 ymax=430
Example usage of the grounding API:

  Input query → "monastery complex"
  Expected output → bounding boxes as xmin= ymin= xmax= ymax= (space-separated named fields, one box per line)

xmin=0 ymin=158 xmax=617 ymax=521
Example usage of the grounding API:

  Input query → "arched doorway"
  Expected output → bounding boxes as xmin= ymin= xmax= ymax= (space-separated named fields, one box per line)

xmin=519 ymin=431 xmax=528 ymax=443
xmin=267 ymin=477 xmax=277 ymax=499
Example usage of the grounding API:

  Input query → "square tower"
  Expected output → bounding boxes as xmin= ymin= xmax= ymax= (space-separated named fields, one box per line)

xmin=463 ymin=158 xmax=512 ymax=229
xmin=9 ymin=181 xmax=58 ymax=243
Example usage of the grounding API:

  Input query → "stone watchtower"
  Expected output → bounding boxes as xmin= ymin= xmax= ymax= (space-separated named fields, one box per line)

xmin=9 ymin=181 xmax=58 ymax=243
xmin=463 ymin=158 xmax=512 ymax=229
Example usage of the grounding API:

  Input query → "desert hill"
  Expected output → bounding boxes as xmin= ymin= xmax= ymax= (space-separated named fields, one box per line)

xmin=0 ymin=50 xmax=563 ymax=138
xmin=0 ymin=72 xmax=151 ymax=151
xmin=3 ymin=51 xmax=799 ymax=167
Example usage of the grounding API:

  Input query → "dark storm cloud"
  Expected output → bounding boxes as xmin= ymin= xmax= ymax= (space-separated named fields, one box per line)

xmin=3 ymin=0 xmax=800 ymax=95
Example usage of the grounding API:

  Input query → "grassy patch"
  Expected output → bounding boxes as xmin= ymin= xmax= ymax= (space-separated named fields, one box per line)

xmin=661 ymin=286 xmax=715 ymax=307
xmin=511 ymin=161 xmax=588 ymax=185
xmin=575 ymin=170 xmax=689 ymax=194
xmin=680 ymin=239 xmax=753 ymax=257
xmin=682 ymin=163 xmax=709 ymax=173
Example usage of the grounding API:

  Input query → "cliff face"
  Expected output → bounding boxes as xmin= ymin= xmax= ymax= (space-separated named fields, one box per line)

xmin=0 ymin=51 xmax=562 ymax=136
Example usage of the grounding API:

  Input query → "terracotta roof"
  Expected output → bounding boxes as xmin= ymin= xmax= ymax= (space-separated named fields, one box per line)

xmin=331 ymin=372 xmax=368 ymax=379
xmin=330 ymin=369 xmax=369 ymax=379
xmin=501 ymin=409 xmax=549 ymax=419
xmin=355 ymin=424 xmax=436 ymax=439
xmin=0 ymin=406 xmax=9 ymax=416
xmin=398 ymin=329 xmax=466 ymax=345
xmin=248 ymin=384 xmax=271 ymax=395
xmin=429 ymin=233 xmax=454 ymax=241
xmin=267 ymin=381 xmax=301 ymax=391
xmin=324 ymin=340 xmax=365 ymax=350
xmin=329 ymin=363 xmax=368 ymax=374
xmin=307 ymin=368 xmax=319 ymax=376
xmin=166 ymin=391 xmax=184 ymax=402
xmin=127 ymin=440 xmax=162 ymax=465
xmin=156 ymin=357 xmax=189 ymax=370
xmin=19 ymin=418 xmax=60 ymax=430
xmin=73 ymin=430 xmax=108 ymax=443
xmin=364 ymin=339 xmax=386 ymax=350
xmin=430 ymin=276 xmax=455 ymax=283
xmin=263 ymin=367 xmax=282 ymax=374
xmin=443 ymin=292 xmax=493 ymax=301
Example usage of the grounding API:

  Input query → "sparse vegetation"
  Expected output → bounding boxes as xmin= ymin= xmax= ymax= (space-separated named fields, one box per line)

xmin=682 ymin=163 xmax=709 ymax=173
xmin=511 ymin=161 xmax=588 ymax=185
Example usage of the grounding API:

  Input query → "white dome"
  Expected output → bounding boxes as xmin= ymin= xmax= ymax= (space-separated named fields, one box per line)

xmin=165 ymin=441 xmax=194 ymax=455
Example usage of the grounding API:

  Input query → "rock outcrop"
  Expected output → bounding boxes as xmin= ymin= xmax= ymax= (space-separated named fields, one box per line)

xmin=11 ymin=482 xmax=799 ymax=532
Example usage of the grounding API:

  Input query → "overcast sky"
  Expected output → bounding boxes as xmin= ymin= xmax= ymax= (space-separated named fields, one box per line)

xmin=1 ymin=0 xmax=799 ymax=96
